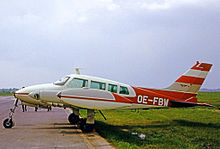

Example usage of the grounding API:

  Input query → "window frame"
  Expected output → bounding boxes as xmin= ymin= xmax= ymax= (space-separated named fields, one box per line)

xmin=90 ymin=80 xmax=106 ymax=90
xmin=66 ymin=77 xmax=88 ymax=88
xmin=119 ymin=86 xmax=129 ymax=95
xmin=54 ymin=76 xmax=70 ymax=85
xmin=108 ymin=84 xmax=118 ymax=93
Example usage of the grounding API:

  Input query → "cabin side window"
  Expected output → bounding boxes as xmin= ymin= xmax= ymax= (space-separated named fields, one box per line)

xmin=108 ymin=84 xmax=118 ymax=93
xmin=119 ymin=86 xmax=129 ymax=95
xmin=67 ymin=78 xmax=88 ymax=88
xmin=90 ymin=81 xmax=106 ymax=90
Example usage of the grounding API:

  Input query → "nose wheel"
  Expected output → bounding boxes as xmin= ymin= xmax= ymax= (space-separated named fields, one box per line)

xmin=2 ymin=98 xmax=19 ymax=128
xmin=3 ymin=118 xmax=14 ymax=128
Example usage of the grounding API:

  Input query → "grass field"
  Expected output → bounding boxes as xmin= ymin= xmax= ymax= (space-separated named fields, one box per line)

xmin=197 ymin=92 xmax=220 ymax=107
xmin=0 ymin=92 xmax=13 ymax=96
xmin=81 ymin=92 xmax=220 ymax=149
xmin=1 ymin=91 xmax=219 ymax=148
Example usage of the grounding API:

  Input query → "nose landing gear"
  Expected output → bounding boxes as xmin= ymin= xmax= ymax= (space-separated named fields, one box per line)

xmin=3 ymin=118 xmax=14 ymax=128
xmin=3 ymin=98 xmax=19 ymax=128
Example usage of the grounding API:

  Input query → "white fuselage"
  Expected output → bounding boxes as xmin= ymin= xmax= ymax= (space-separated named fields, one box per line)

xmin=15 ymin=74 xmax=139 ymax=110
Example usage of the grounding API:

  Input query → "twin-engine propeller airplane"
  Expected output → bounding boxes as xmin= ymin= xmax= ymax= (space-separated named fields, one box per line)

xmin=3 ymin=61 xmax=214 ymax=132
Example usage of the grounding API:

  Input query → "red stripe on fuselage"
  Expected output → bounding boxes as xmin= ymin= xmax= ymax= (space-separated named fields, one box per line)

xmin=61 ymin=95 xmax=134 ymax=104
xmin=14 ymin=93 xmax=29 ymax=95
xmin=61 ymin=95 xmax=114 ymax=102
xmin=61 ymin=87 xmax=198 ymax=107
xmin=112 ymin=93 xmax=134 ymax=103
xmin=176 ymin=76 xmax=205 ymax=85
xmin=140 ymin=88 xmax=197 ymax=100
xmin=129 ymin=87 xmax=176 ymax=107
xmin=131 ymin=87 xmax=197 ymax=106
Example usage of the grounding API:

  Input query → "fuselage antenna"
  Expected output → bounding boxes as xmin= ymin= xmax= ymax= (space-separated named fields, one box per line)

xmin=75 ymin=68 xmax=81 ymax=75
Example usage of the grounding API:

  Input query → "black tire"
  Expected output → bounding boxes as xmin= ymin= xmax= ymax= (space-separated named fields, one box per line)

xmin=80 ymin=119 xmax=94 ymax=132
xmin=3 ymin=118 xmax=14 ymax=128
xmin=68 ymin=113 xmax=80 ymax=125
xmin=79 ymin=119 xmax=86 ymax=130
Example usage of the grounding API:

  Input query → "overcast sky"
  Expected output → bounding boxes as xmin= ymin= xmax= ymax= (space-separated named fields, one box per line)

xmin=0 ymin=0 xmax=219 ymax=89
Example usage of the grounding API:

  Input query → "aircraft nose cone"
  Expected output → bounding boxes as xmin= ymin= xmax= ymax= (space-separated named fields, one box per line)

xmin=14 ymin=91 xmax=17 ymax=98
xmin=14 ymin=88 xmax=29 ymax=98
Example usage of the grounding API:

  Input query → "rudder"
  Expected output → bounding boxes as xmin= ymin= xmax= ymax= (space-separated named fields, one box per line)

xmin=166 ymin=61 xmax=212 ymax=94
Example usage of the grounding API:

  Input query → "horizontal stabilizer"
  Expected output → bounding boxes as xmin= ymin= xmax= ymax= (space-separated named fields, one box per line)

xmin=170 ymin=100 xmax=215 ymax=108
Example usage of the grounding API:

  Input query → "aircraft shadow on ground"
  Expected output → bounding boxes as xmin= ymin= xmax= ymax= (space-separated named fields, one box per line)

xmin=35 ymin=123 xmax=78 ymax=130
xmin=59 ymin=130 xmax=81 ymax=134
xmin=35 ymin=123 xmax=83 ymax=134
xmin=172 ymin=120 xmax=220 ymax=129
xmin=50 ymin=123 xmax=71 ymax=125
xmin=94 ymin=120 xmax=220 ymax=147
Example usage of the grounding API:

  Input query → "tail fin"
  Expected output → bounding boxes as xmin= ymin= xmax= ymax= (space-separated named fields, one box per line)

xmin=166 ymin=61 xmax=212 ymax=94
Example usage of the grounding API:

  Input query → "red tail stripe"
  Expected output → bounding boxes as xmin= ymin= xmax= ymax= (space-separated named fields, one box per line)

xmin=176 ymin=76 xmax=205 ymax=85
xmin=191 ymin=62 xmax=212 ymax=71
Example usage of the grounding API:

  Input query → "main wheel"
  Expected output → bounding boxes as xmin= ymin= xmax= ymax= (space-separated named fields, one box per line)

xmin=3 ymin=118 xmax=14 ymax=128
xmin=68 ymin=113 xmax=80 ymax=125
xmin=80 ymin=119 xmax=94 ymax=132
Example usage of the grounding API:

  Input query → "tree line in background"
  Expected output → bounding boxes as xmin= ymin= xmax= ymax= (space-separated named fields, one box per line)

xmin=0 ymin=88 xmax=18 ymax=93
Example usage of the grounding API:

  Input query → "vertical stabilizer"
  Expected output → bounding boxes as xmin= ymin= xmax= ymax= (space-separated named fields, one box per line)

xmin=166 ymin=61 xmax=212 ymax=94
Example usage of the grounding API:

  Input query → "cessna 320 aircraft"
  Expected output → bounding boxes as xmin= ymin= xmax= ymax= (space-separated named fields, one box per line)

xmin=3 ymin=61 xmax=214 ymax=132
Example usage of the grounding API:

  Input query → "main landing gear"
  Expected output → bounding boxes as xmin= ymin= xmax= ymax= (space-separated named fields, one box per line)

xmin=68 ymin=109 xmax=95 ymax=132
xmin=3 ymin=98 xmax=19 ymax=128
xmin=68 ymin=108 xmax=81 ymax=125
xmin=80 ymin=109 xmax=95 ymax=132
xmin=68 ymin=113 xmax=80 ymax=125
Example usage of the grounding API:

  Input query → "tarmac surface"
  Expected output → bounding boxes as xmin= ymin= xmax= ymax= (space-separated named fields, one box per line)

xmin=0 ymin=96 xmax=114 ymax=149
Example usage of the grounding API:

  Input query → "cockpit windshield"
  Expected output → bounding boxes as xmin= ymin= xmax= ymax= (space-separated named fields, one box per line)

xmin=54 ymin=76 xmax=70 ymax=85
